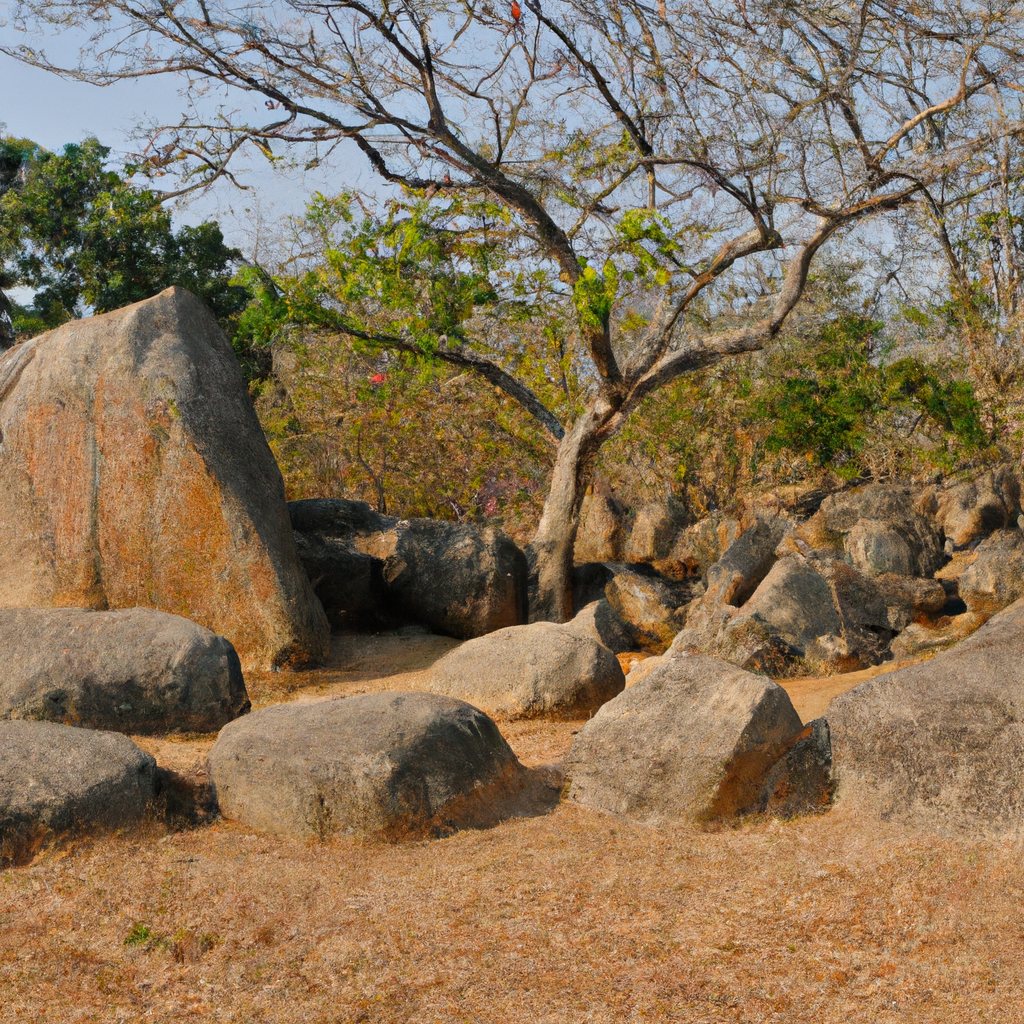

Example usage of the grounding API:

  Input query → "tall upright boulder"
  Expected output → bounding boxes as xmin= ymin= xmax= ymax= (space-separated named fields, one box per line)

xmin=0 ymin=288 xmax=328 ymax=669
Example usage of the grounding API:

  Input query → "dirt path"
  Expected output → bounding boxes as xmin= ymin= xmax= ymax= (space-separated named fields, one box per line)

xmin=777 ymin=660 xmax=920 ymax=723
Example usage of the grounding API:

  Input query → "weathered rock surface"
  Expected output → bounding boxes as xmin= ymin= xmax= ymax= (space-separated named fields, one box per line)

xmin=566 ymin=599 xmax=636 ymax=655
xmin=565 ymin=654 xmax=804 ymax=824
xmin=0 ymin=721 xmax=156 ymax=859
xmin=652 ymin=515 xmax=742 ymax=581
xmin=624 ymin=503 xmax=677 ymax=563
xmin=827 ymin=599 xmax=1024 ymax=830
xmin=889 ymin=612 xmax=987 ymax=660
xmin=0 ymin=608 xmax=249 ymax=734
xmin=208 ymin=692 xmax=559 ymax=840
xmin=427 ymin=622 xmax=625 ymax=720
xmin=0 ymin=287 xmax=328 ymax=669
xmin=925 ymin=467 xmax=1021 ymax=550
xmin=289 ymin=498 xmax=528 ymax=639
xmin=958 ymin=529 xmax=1024 ymax=615
xmin=783 ymin=484 xmax=944 ymax=578
xmin=575 ymin=494 xmax=625 ymax=563
xmin=603 ymin=565 xmax=694 ymax=653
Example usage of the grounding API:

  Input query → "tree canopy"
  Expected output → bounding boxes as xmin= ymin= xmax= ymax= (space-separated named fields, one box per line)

xmin=0 ymin=136 xmax=247 ymax=345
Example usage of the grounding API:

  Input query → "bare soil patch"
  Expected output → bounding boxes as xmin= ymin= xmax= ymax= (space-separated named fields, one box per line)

xmin=5 ymin=632 xmax=1021 ymax=1023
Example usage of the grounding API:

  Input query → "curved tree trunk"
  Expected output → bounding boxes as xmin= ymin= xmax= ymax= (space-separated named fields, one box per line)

xmin=528 ymin=406 xmax=609 ymax=622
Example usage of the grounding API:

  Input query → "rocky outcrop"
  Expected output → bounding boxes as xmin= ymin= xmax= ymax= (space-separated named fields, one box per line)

xmin=426 ymin=622 xmax=624 ymax=720
xmin=958 ymin=529 xmax=1024 ymax=615
xmin=564 ymin=654 xmax=804 ymax=824
xmin=1 ymin=721 xmax=156 ymax=863
xmin=923 ymin=466 xmax=1021 ymax=550
xmin=827 ymin=599 xmax=1024 ymax=830
xmin=208 ymin=692 xmax=560 ymax=841
xmin=781 ymin=484 xmax=944 ymax=578
xmin=0 ymin=288 xmax=328 ymax=670
xmin=0 ymin=608 xmax=250 ymax=734
xmin=565 ymin=599 xmax=636 ymax=655
xmin=623 ymin=503 xmax=677 ymax=563
xmin=289 ymin=498 xmax=528 ymax=639
xmin=652 ymin=515 xmax=742 ymax=581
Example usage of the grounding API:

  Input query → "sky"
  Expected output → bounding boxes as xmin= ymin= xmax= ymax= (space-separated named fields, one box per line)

xmin=0 ymin=33 xmax=366 ymax=253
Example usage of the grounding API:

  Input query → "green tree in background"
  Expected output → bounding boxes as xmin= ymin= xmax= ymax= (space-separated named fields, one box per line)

xmin=0 ymin=136 xmax=248 ymax=349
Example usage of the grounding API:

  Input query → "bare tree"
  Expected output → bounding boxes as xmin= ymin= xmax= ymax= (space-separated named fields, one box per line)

xmin=7 ymin=0 xmax=1024 ymax=617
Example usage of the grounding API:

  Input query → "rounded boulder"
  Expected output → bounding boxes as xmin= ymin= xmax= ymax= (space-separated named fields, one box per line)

xmin=208 ymin=692 xmax=558 ymax=841
xmin=1 ymin=721 xmax=156 ymax=862
xmin=426 ymin=622 xmax=625 ymax=720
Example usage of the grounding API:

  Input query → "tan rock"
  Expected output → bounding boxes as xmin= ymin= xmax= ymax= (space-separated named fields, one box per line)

xmin=0 ymin=288 xmax=328 ymax=669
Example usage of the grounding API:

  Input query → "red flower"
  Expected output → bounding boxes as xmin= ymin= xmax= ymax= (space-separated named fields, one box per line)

xmin=369 ymin=373 xmax=388 ymax=384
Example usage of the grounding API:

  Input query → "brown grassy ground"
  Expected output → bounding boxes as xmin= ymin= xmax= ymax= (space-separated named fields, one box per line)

xmin=3 ymin=634 xmax=1023 ymax=1024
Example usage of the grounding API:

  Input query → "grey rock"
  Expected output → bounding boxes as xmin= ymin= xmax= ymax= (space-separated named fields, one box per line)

xmin=427 ymin=622 xmax=625 ymax=720
xmin=652 ymin=516 xmax=742 ymax=581
xmin=565 ymin=654 xmax=803 ymax=824
xmin=783 ymin=484 xmax=944 ymax=578
xmin=289 ymin=498 xmax=528 ymax=640
xmin=1 ymin=721 xmax=156 ymax=861
xmin=0 ymin=287 xmax=329 ymax=670
xmin=624 ymin=503 xmax=678 ymax=563
xmin=603 ymin=565 xmax=694 ymax=654
xmin=959 ymin=529 xmax=1024 ymax=615
xmin=208 ymin=692 xmax=559 ymax=840
xmin=566 ymin=599 xmax=636 ymax=655
xmin=0 ymin=608 xmax=249 ymax=734
xmin=827 ymin=599 xmax=1024 ymax=830
xmin=889 ymin=612 xmax=987 ymax=660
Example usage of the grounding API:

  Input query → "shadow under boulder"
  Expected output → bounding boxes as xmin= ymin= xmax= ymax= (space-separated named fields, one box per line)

xmin=208 ymin=692 xmax=561 ymax=841
xmin=0 ymin=607 xmax=250 ymax=734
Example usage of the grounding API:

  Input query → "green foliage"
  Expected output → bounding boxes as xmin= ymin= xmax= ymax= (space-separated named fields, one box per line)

xmin=0 ymin=135 xmax=248 ymax=341
xmin=124 ymin=924 xmax=154 ymax=947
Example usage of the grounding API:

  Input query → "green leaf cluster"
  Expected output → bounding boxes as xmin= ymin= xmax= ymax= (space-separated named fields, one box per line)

xmin=0 ymin=136 xmax=248 ymax=336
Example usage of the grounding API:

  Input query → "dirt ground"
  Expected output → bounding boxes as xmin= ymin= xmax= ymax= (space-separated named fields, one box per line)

xmin=3 ymin=633 xmax=1022 ymax=1024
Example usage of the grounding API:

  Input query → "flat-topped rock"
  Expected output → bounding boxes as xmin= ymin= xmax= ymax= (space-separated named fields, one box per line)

xmin=208 ymin=692 xmax=559 ymax=841
xmin=0 ymin=287 xmax=329 ymax=669
xmin=1 ymin=721 xmax=156 ymax=862
xmin=0 ymin=607 xmax=250 ymax=734
xmin=426 ymin=622 xmax=625 ymax=720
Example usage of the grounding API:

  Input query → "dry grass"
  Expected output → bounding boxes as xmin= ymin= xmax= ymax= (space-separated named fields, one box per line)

xmin=4 ymin=633 xmax=1024 ymax=1023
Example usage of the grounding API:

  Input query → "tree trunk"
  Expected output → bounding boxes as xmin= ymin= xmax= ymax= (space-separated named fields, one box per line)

xmin=528 ymin=407 xmax=607 ymax=622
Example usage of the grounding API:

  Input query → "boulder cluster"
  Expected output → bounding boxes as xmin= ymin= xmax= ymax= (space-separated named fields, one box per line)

xmin=5 ymin=288 xmax=1024 ymax=863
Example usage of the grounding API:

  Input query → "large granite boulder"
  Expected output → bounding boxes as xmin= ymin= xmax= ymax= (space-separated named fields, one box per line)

xmin=0 ymin=608 xmax=250 ymax=734
xmin=426 ymin=622 xmax=625 ymax=720
xmin=958 ymin=529 xmax=1024 ymax=615
xmin=1 ymin=721 xmax=156 ymax=863
xmin=782 ymin=484 xmax=944 ymax=578
xmin=289 ymin=498 xmax=528 ymax=639
xmin=827 ymin=599 xmax=1024 ymax=830
xmin=565 ymin=599 xmax=636 ymax=655
xmin=564 ymin=654 xmax=804 ymax=824
xmin=208 ymin=692 xmax=559 ymax=841
xmin=0 ymin=288 xmax=328 ymax=670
